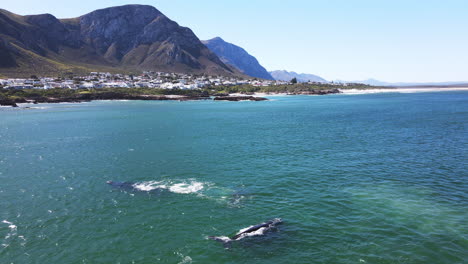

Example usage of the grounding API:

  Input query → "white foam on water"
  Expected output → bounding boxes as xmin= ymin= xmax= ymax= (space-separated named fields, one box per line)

xmin=210 ymin=236 xmax=231 ymax=243
xmin=15 ymin=104 xmax=51 ymax=109
xmin=179 ymin=256 xmax=192 ymax=264
xmin=2 ymin=220 xmax=17 ymax=231
xmin=18 ymin=235 xmax=26 ymax=246
xmin=95 ymin=99 xmax=131 ymax=102
xmin=30 ymin=106 xmax=51 ymax=109
xmin=2 ymin=220 xmax=18 ymax=241
xmin=128 ymin=179 xmax=248 ymax=206
xmin=169 ymin=182 xmax=204 ymax=194
xmin=132 ymin=181 xmax=166 ymax=192
xmin=132 ymin=180 xmax=204 ymax=194
xmin=176 ymin=252 xmax=193 ymax=264
xmin=229 ymin=195 xmax=246 ymax=207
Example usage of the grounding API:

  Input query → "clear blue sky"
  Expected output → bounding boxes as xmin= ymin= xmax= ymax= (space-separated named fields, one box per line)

xmin=3 ymin=0 xmax=468 ymax=82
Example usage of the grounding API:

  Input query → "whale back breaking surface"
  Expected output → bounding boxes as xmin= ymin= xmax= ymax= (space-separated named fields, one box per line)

xmin=232 ymin=218 xmax=282 ymax=240
xmin=209 ymin=218 xmax=283 ymax=246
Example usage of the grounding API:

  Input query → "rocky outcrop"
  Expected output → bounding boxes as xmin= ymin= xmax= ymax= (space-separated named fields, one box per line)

xmin=0 ymin=93 xmax=270 ymax=107
xmin=203 ymin=37 xmax=273 ymax=80
xmin=0 ymin=98 xmax=18 ymax=107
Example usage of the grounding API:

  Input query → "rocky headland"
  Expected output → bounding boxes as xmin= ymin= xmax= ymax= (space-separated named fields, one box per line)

xmin=0 ymin=92 xmax=270 ymax=107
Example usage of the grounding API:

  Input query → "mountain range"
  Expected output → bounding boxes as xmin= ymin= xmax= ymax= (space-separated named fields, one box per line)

xmin=0 ymin=5 xmax=240 ymax=77
xmin=0 ymin=4 xmax=330 ymax=82
xmin=269 ymin=70 xmax=327 ymax=83
xmin=202 ymin=37 xmax=273 ymax=80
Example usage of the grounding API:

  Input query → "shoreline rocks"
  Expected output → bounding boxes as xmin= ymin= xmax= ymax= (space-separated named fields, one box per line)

xmin=0 ymin=99 xmax=18 ymax=107
xmin=0 ymin=94 xmax=212 ymax=107
xmin=1 ymin=90 xmax=342 ymax=107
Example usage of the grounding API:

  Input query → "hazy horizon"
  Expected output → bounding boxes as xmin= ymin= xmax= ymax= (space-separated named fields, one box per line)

xmin=2 ymin=0 xmax=468 ymax=83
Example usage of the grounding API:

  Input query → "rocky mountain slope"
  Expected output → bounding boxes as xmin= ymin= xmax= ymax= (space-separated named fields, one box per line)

xmin=269 ymin=70 xmax=326 ymax=83
xmin=0 ymin=5 xmax=239 ymax=77
xmin=203 ymin=37 xmax=273 ymax=80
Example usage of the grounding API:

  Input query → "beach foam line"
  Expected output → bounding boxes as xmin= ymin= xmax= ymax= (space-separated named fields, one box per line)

xmin=229 ymin=92 xmax=288 ymax=97
xmin=340 ymin=87 xmax=468 ymax=95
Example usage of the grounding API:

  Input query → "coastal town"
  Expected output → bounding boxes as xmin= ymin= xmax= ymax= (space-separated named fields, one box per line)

xmin=0 ymin=71 xmax=370 ymax=107
xmin=0 ymin=72 xmax=297 ymax=90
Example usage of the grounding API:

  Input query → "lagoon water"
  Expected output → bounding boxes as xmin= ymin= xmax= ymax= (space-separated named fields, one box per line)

xmin=0 ymin=91 xmax=467 ymax=263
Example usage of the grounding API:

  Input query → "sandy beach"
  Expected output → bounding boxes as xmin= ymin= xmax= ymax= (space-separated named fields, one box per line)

xmin=339 ymin=87 xmax=468 ymax=94
xmin=229 ymin=92 xmax=289 ymax=97
xmin=230 ymin=87 xmax=468 ymax=97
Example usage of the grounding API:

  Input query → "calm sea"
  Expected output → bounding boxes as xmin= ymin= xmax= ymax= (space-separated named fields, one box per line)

xmin=0 ymin=91 xmax=467 ymax=263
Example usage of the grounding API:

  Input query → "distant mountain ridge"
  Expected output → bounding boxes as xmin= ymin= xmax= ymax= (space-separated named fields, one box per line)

xmin=269 ymin=70 xmax=326 ymax=83
xmin=0 ymin=5 xmax=241 ymax=77
xmin=202 ymin=37 xmax=273 ymax=80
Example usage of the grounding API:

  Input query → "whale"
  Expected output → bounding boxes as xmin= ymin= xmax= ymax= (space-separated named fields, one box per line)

xmin=107 ymin=181 xmax=135 ymax=190
xmin=209 ymin=218 xmax=283 ymax=246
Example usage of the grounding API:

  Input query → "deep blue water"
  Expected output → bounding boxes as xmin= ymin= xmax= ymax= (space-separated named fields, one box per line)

xmin=0 ymin=91 xmax=467 ymax=263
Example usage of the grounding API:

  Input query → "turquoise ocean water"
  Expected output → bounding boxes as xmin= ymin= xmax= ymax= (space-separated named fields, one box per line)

xmin=0 ymin=91 xmax=467 ymax=263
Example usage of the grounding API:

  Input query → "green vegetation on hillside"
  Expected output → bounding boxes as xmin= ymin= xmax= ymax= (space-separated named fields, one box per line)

xmin=0 ymin=87 xmax=204 ymax=100
xmin=207 ymin=83 xmax=379 ymax=94
xmin=0 ymin=6 xmax=243 ymax=78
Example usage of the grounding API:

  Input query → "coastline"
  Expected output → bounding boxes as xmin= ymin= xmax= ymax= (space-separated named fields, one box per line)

xmin=339 ymin=87 xmax=468 ymax=94
xmin=0 ymin=87 xmax=339 ymax=107
xmin=2 ymin=87 xmax=468 ymax=108
xmin=232 ymin=87 xmax=468 ymax=97
xmin=0 ymin=94 xmax=270 ymax=107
